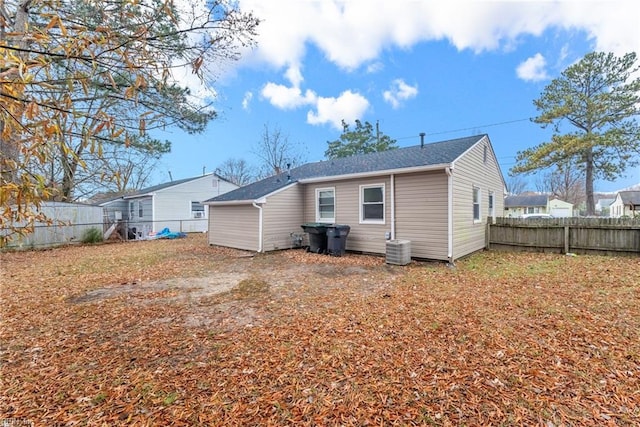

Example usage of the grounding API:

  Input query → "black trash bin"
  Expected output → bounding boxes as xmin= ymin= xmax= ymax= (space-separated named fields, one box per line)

xmin=326 ymin=224 xmax=350 ymax=256
xmin=301 ymin=223 xmax=329 ymax=253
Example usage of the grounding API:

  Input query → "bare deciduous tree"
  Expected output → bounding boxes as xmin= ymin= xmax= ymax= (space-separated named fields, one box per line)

xmin=253 ymin=123 xmax=305 ymax=179
xmin=215 ymin=158 xmax=255 ymax=186
xmin=535 ymin=164 xmax=586 ymax=206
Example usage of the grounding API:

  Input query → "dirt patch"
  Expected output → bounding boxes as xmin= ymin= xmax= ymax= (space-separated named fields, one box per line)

xmin=66 ymin=248 xmax=401 ymax=331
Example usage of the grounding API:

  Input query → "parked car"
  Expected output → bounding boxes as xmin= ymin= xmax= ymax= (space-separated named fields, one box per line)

xmin=519 ymin=213 xmax=553 ymax=219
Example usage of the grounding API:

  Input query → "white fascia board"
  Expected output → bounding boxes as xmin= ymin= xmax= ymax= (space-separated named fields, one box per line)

xmin=297 ymin=163 xmax=450 ymax=184
xmin=204 ymin=182 xmax=298 ymax=206
xmin=123 ymin=192 xmax=155 ymax=200
xmin=203 ymin=199 xmax=255 ymax=206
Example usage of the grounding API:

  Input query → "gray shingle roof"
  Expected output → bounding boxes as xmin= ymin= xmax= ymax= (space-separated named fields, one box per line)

xmin=207 ymin=134 xmax=486 ymax=203
xmin=619 ymin=191 xmax=640 ymax=205
xmin=504 ymin=194 xmax=549 ymax=208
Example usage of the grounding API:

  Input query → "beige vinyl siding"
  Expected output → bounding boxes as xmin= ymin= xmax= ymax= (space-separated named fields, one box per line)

xmin=452 ymin=136 xmax=505 ymax=259
xmin=262 ymin=185 xmax=304 ymax=251
xmin=394 ymin=171 xmax=449 ymax=260
xmin=303 ymin=176 xmax=391 ymax=254
xmin=208 ymin=205 xmax=259 ymax=251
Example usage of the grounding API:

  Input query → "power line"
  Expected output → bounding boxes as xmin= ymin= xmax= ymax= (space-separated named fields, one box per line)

xmin=394 ymin=117 xmax=533 ymax=141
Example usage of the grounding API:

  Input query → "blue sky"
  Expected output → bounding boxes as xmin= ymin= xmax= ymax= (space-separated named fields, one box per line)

xmin=156 ymin=0 xmax=639 ymax=193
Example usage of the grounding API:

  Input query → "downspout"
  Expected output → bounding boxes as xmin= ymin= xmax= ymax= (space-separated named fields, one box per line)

xmin=445 ymin=166 xmax=454 ymax=263
xmin=252 ymin=202 xmax=263 ymax=253
xmin=390 ymin=174 xmax=395 ymax=240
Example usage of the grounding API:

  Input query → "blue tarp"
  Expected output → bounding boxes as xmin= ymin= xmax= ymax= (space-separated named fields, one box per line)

xmin=155 ymin=227 xmax=187 ymax=239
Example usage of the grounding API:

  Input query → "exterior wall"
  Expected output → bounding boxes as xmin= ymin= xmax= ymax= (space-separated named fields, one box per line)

xmin=302 ymin=176 xmax=392 ymax=255
xmin=394 ymin=171 xmax=449 ymax=260
xmin=548 ymin=198 xmax=573 ymax=217
xmin=262 ymin=185 xmax=304 ymax=251
xmin=127 ymin=196 xmax=153 ymax=237
xmin=609 ymin=194 xmax=639 ymax=218
xmin=208 ymin=204 xmax=259 ymax=251
xmin=610 ymin=194 xmax=624 ymax=217
xmin=154 ymin=175 xmax=238 ymax=233
xmin=504 ymin=205 xmax=547 ymax=217
xmin=101 ymin=199 xmax=128 ymax=222
xmin=452 ymin=136 xmax=505 ymax=260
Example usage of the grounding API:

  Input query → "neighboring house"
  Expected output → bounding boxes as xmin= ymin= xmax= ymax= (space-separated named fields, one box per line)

xmin=609 ymin=191 xmax=640 ymax=218
xmin=100 ymin=173 xmax=237 ymax=236
xmin=504 ymin=194 xmax=573 ymax=217
xmin=204 ymin=134 xmax=506 ymax=262
xmin=595 ymin=197 xmax=615 ymax=216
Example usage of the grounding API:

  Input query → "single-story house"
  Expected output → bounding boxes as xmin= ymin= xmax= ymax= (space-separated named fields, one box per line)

xmin=609 ymin=191 xmax=640 ymax=218
xmin=100 ymin=173 xmax=238 ymax=236
xmin=504 ymin=194 xmax=573 ymax=217
xmin=205 ymin=134 xmax=506 ymax=262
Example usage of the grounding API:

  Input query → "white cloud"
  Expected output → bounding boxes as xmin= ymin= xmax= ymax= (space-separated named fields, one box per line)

xmin=383 ymin=79 xmax=418 ymax=109
xmin=242 ymin=91 xmax=253 ymax=110
xmin=517 ymin=53 xmax=549 ymax=82
xmin=307 ymin=90 xmax=370 ymax=130
xmin=366 ymin=62 xmax=384 ymax=74
xmin=238 ymin=0 xmax=640 ymax=71
xmin=260 ymin=83 xmax=317 ymax=110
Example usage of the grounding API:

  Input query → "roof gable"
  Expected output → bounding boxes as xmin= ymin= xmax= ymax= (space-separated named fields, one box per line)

xmin=207 ymin=134 xmax=487 ymax=203
xmin=124 ymin=173 xmax=229 ymax=199
xmin=619 ymin=191 xmax=640 ymax=205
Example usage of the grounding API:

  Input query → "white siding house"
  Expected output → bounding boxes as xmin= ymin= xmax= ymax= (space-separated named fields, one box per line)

xmin=609 ymin=191 xmax=640 ymax=218
xmin=101 ymin=173 xmax=237 ymax=237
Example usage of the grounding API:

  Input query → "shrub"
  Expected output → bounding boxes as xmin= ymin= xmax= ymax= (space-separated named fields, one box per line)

xmin=82 ymin=227 xmax=103 ymax=244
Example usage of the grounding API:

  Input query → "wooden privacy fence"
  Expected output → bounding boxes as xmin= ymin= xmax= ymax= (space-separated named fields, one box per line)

xmin=487 ymin=217 xmax=640 ymax=255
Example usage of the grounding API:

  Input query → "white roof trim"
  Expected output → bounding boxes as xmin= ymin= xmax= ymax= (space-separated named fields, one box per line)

xmin=298 ymin=163 xmax=451 ymax=184
xmin=205 ymin=182 xmax=298 ymax=206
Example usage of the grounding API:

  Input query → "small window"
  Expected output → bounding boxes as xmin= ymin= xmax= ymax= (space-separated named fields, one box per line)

xmin=360 ymin=184 xmax=385 ymax=223
xmin=483 ymin=145 xmax=488 ymax=164
xmin=138 ymin=201 xmax=143 ymax=218
xmin=473 ymin=187 xmax=481 ymax=222
xmin=129 ymin=202 xmax=135 ymax=220
xmin=316 ymin=188 xmax=335 ymax=223
xmin=191 ymin=201 xmax=205 ymax=219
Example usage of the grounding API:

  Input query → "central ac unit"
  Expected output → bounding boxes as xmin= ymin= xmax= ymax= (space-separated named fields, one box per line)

xmin=386 ymin=239 xmax=411 ymax=265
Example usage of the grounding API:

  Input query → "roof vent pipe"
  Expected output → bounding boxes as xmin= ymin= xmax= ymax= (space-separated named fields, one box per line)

xmin=286 ymin=162 xmax=291 ymax=182
xmin=419 ymin=132 xmax=425 ymax=148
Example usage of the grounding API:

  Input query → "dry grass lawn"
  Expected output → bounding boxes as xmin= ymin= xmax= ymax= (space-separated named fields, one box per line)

xmin=1 ymin=234 xmax=639 ymax=426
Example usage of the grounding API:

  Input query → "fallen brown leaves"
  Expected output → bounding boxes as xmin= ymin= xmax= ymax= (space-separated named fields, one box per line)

xmin=1 ymin=235 xmax=639 ymax=426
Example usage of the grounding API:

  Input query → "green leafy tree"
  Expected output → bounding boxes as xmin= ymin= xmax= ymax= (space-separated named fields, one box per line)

xmin=325 ymin=120 xmax=397 ymax=159
xmin=0 ymin=0 xmax=259 ymax=244
xmin=511 ymin=52 xmax=640 ymax=215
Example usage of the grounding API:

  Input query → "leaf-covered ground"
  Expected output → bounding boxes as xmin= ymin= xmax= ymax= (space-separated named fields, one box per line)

xmin=1 ymin=235 xmax=639 ymax=426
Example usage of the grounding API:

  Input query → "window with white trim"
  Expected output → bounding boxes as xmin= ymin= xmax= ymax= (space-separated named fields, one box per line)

xmin=316 ymin=188 xmax=335 ymax=223
xmin=473 ymin=187 xmax=481 ymax=222
xmin=191 ymin=201 xmax=205 ymax=219
xmin=138 ymin=201 xmax=143 ymax=218
xmin=360 ymin=184 xmax=385 ymax=223
xmin=129 ymin=201 xmax=135 ymax=220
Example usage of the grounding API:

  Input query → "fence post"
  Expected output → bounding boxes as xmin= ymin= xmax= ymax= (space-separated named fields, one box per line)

xmin=564 ymin=225 xmax=570 ymax=254
xmin=486 ymin=219 xmax=491 ymax=250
